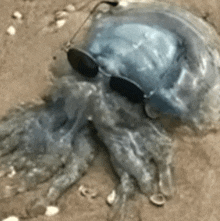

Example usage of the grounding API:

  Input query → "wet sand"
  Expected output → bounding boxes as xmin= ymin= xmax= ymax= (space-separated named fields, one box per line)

xmin=0 ymin=0 xmax=220 ymax=220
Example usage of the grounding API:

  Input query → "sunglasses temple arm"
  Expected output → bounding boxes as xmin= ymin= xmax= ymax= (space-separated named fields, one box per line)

xmin=63 ymin=1 xmax=118 ymax=50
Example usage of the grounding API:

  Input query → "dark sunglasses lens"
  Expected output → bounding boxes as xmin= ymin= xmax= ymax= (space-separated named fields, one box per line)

xmin=103 ymin=1 xmax=119 ymax=7
xmin=110 ymin=77 xmax=145 ymax=103
xmin=67 ymin=48 xmax=99 ymax=77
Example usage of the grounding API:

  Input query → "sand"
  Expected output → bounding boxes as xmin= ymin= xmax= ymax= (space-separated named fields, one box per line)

xmin=0 ymin=0 xmax=220 ymax=220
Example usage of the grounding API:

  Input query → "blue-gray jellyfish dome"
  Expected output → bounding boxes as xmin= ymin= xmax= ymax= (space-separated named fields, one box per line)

xmin=85 ymin=4 xmax=220 ymax=123
xmin=89 ymin=23 xmax=183 ymax=95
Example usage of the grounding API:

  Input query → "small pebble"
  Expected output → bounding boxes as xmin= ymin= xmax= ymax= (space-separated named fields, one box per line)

xmin=88 ymin=115 xmax=93 ymax=121
xmin=149 ymin=194 xmax=166 ymax=206
xmin=106 ymin=190 xmax=116 ymax=205
xmin=119 ymin=1 xmax=129 ymax=7
xmin=6 ymin=26 xmax=16 ymax=36
xmin=56 ymin=19 xmax=66 ymax=28
xmin=78 ymin=185 xmax=98 ymax=199
xmin=12 ymin=11 xmax=22 ymax=20
xmin=45 ymin=206 xmax=59 ymax=217
xmin=65 ymin=4 xmax=76 ymax=12
xmin=96 ymin=13 xmax=102 ymax=20
xmin=7 ymin=166 xmax=16 ymax=178
xmin=2 ymin=216 xmax=19 ymax=221
xmin=55 ymin=11 xmax=69 ymax=20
